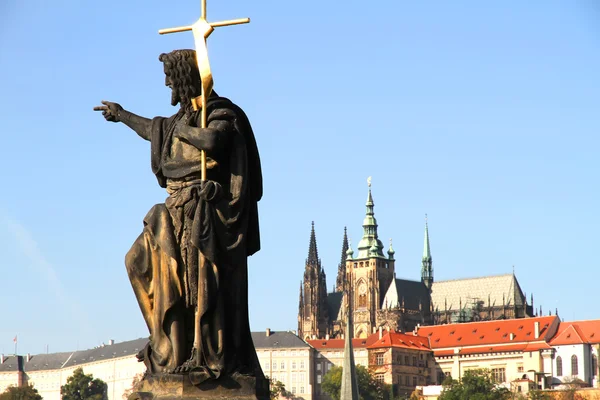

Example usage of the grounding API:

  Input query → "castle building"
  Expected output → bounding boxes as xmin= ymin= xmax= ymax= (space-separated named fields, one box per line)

xmin=298 ymin=184 xmax=535 ymax=341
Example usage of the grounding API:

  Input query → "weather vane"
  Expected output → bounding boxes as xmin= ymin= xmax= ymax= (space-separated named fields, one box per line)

xmin=159 ymin=0 xmax=250 ymax=181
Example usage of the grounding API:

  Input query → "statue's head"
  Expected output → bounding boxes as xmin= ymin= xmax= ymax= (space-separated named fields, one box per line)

xmin=159 ymin=49 xmax=201 ymax=110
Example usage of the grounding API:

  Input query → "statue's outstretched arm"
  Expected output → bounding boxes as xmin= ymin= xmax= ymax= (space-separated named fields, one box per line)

xmin=94 ymin=100 xmax=152 ymax=141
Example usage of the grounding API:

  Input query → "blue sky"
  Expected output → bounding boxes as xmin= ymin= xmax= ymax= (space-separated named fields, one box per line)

xmin=0 ymin=0 xmax=598 ymax=354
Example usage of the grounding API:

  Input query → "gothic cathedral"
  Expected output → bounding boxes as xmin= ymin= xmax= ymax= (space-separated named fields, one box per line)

xmin=298 ymin=185 xmax=537 ymax=341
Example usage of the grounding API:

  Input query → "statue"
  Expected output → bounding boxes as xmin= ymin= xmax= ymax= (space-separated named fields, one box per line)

xmin=95 ymin=48 xmax=264 ymax=386
xmin=94 ymin=3 xmax=270 ymax=397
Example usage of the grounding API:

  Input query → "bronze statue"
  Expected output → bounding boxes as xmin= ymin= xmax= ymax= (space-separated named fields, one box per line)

xmin=94 ymin=49 xmax=263 ymax=386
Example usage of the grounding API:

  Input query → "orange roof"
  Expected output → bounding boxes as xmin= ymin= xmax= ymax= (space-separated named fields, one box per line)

xmin=307 ymin=334 xmax=379 ymax=350
xmin=367 ymin=331 xmax=431 ymax=350
xmin=416 ymin=316 xmax=559 ymax=349
xmin=550 ymin=320 xmax=600 ymax=345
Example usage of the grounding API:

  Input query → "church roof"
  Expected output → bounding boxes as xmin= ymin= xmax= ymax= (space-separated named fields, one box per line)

xmin=430 ymin=273 xmax=525 ymax=312
xmin=382 ymin=278 xmax=431 ymax=311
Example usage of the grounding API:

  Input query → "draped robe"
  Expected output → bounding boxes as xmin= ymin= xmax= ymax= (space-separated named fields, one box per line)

xmin=124 ymin=95 xmax=263 ymax=379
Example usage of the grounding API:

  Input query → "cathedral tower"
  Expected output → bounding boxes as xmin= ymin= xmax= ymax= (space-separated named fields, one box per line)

xmin=344 ymin=181 xmax=395 ymax=339
xmin=298 ymin=222 xmax=329 ymax=340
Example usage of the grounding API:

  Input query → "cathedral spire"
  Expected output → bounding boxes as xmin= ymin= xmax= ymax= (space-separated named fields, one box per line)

xmin=357 ymin=177 xmax=384 ymax=258
xmin=336 ymin=227 xmax=349 ymax=292
xmin=421 ymin=214 xmax=434 ymax=290
xmin=307 ymin=221 xmax=320 ymax=267
xmin=340 ymin=289 xmax=359 ymax=400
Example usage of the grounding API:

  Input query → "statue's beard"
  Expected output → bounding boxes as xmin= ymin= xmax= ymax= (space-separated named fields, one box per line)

xmin=171 ymin=89 xmax=180 ymax=107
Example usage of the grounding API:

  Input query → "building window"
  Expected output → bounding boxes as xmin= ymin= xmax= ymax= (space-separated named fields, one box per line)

xmin=405 ymin=355 xmax=409 ymax=365
xmin=300 ymin=360 xmax=305 ymax=369
xmin=291 ymin=387 xmax=296 ymax=394
xmin=397 ymin=355 xmax=402 ymax=365
xmin=491 ymin=368 xmax=506 ymax=383
xmin=273 ymin=362 xmax=277 ymax=370
xmin=291 ymin=373 xmax=296 ymax=382
xmin=517 ymin=365 xmax=523 ymax=373
xmin=376 ymin=353 xmax=384 ymax=365
xmin=281 ymin=361 xmax=285 ymax=370
xmin=405 ymin=376 xmax=410 ymax=386
xmin=300 ymin=386 xmax=305 ymax=394
xmin=593 ymin=355 xmax=598 ymax=377
xmin=412 ymin=356 xmax=417 ymax=366
xmin=317 ymin=375 xmax=322 ymax=384
xmin=556 ymin=356 xmax=563 ymax=377
xmin=317 ymin=363 xmax=321 ymax=371
xmin=413 ymin=376 xmax=417 ymax=386
xmin=375 ymin=374 xmax=384 ymax=384
xmin=571 ymin=355 xmax=579 ymax=376
xmin=292 ymin=361 xmax=296 ymax=369
xmin=265 ymin=362 xmax=270 ymax=370
xmin=420 ymin=353 xmax=424 ymax=360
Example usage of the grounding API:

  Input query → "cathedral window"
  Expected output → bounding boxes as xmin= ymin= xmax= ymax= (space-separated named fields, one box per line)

xmin=556 ymin=356 xmax=562 ymax=376
xmin=571 ymin=355 xmax=579 ymax=376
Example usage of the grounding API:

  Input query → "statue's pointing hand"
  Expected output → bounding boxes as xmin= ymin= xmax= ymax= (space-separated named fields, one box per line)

xmin=94 ymin=101 xmax=124 ymax=123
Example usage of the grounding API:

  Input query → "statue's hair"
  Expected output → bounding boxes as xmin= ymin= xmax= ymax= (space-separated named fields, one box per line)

xmin=159 ymin=49 xmax=201 ymax=111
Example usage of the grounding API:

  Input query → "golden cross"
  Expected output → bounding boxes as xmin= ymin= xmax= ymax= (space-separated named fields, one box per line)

xmin=159 ymin=0 xmax=249 ymax=181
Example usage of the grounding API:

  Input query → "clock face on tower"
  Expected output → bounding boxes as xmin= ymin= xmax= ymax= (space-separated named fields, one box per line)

xmin=358 ymin=284 xmax=367 ymax=295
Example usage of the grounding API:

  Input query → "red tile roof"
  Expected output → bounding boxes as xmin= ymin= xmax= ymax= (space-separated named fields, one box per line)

xmin=549 ymin=320 xmax=600 ymax=345
xmin=307 ymin=334 xmax=379 ymax=350
xmin=416 ymin=316 xmax=559 ymax=350
xmin=367 ymin=331 xmax=431 ymax=350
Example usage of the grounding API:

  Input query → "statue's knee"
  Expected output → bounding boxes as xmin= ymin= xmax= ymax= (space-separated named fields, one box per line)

xmin=125 ymin=235 xmax=145 ymax=274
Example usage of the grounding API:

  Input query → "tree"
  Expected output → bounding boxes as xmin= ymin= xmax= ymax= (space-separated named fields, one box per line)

xmin=61 ymin=368 xmax=108 ymax=400
xmin=268 ymin=378 xmax=288 ymax=400
xmin=0 ymin=385 xmax=42 ymax=400
xmin=321 ymin=365 xmax=384 ymax=400
xmin=438 ymin=369 xmax=510 ymax=400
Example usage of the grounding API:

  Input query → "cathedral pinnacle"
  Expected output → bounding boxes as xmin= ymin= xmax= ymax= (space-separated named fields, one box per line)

xmin=357 ymin=178 xmax=384 ymax=258
xmin=421 ymin=214 xmax=433 ymax=289
xmin=307 ymin=221 xmax=319 ymax=266
xmin=336 ymin=227 xmax=349 ymax=292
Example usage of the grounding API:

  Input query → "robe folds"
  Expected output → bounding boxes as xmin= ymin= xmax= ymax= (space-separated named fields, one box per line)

xmin=125 ymin=95 xmax=263 ymax=379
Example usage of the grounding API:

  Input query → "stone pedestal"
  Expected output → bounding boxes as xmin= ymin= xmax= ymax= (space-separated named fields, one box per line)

xmin=129 ymin=373 xmax=270 ymax=400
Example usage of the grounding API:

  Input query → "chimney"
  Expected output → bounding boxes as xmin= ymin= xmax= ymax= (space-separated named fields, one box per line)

xmin=266 ymin=328 xmax=271 ymax=337
xmin=108 ymin=339 xmax=115 ymax=345
xmin=510 ymin=333 xmax=515 ymax=341
xmin=325 ymin=334 xmax=329 ymax=340
xmin=534 ymin=322 xmax=540 ymax=339
xmin=379 ymin=326 xmax=383 ymax=339
xmin=26 ymin=353 xmax=31 ymax=362
xmin=1 ymin=354 xmax=4 ymax=364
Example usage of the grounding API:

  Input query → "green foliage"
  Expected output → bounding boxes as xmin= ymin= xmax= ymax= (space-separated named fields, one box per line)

xmin=0 ymin=385 xmax=43 ymax=400
xmin=438 ymin=369 xmax=510 ymax=400
xmin=268 ymin=378 xmax=288 ymax=400
xmin=321 ymin=365 xmax=384 ymax=400
xmin=61 ymin=368 xmax=107 ymax=400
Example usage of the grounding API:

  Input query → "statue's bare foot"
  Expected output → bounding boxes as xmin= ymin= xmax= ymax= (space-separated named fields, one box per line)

xmin=171 ymin=358 xmax=196 ymax=374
